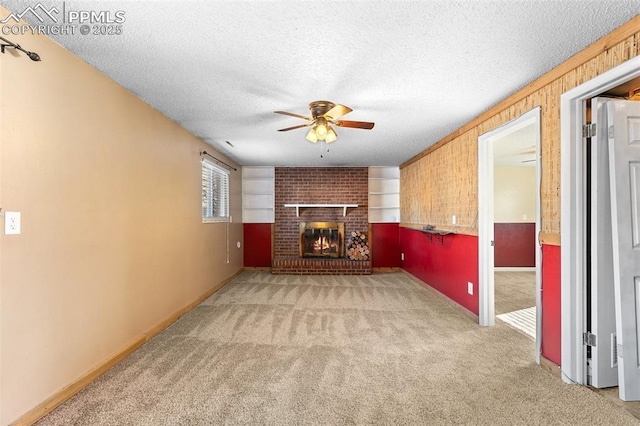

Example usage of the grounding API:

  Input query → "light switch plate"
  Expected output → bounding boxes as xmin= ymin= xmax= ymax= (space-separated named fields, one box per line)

xmin=467 ymin=282 xmax=473 ymax=295
xmin=5 ymin=211 xmax=21 ymax=235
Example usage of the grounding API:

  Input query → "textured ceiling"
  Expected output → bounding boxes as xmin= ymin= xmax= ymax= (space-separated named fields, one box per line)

xmin=3 ymin=1 xmax=640 ymax=166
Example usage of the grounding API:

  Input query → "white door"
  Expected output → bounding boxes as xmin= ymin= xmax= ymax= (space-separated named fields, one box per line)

xmin=590 ymin=98 xmax=618 ymax=388
xmin=608 ymin=99 xmax=640 ymax=401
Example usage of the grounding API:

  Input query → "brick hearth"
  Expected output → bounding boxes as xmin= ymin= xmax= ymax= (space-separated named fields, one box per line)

xmin=272 ymin=257 xmax=371 ymax=275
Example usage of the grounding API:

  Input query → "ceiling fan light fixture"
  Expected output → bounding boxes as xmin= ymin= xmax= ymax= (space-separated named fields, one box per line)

xmin=305 ymin=128 xmax=318 ymax=143
xmin=315 ymin=118 xmax=328 ymax=140
xmin=325 ymin=127 xmax=337 ymax=143
xmin=274 ymin=101 xmax=374 ymax=144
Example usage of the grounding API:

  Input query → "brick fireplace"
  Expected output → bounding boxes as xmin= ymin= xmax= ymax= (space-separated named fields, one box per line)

xmin=272 ymin=167 xmax=370 ymax=274
xmin=300 ymin=222 xmax=345 ymax=258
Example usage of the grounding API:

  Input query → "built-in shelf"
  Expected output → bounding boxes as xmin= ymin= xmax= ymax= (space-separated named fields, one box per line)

xmin=284 ymin=204 xmax=358 ymax=217
xmin=243 ymin=167 xmax=275 ymax=223
xmin=368 ymin=166 xmax=400 ymax=223
xmin=420 ymin=228 xmax=455 ymax=244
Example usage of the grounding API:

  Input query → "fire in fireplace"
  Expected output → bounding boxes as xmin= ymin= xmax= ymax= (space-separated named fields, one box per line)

xmin=299 ymin=222 xmax=345 ymax=258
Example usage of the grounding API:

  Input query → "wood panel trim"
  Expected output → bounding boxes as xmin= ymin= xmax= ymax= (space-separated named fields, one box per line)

xmin=539 ymin=232 xmax=561 ymax=246
xmin=399 ymin=223 xmax=477 ymax=237
xmin=540 ymin=354 xmax=561 ymax=379
xmin=11 ymin=269 xmax=244 ymax=426
xmin=372 ymin=267 xmax=401 ymax=273
xmin=399 ymin=222 xmax=423 ymax=230
xmin=401 ymin=15 xmax=640 ymax=169
xmin=368 ymin=223 xmax=373 ymax=265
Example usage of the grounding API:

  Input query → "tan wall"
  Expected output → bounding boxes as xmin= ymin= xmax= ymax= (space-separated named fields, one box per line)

xmin=494 ymin=167 xmax=536 ymax=223
xmin=401 ymin=17 xmax=640 ymax=239
xmin=0 ymin=15 xmax=243 ymax=424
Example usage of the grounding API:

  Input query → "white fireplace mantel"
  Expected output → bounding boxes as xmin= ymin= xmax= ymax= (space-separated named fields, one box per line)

xmin=283 ymin=204 xmax=358 ymax=217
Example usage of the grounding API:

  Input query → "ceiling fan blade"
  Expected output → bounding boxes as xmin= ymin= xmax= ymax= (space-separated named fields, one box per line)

xmin=277 ymin=123 xmax=313 ymax=132
xmin=518 ymin=146 xmax=536 ymax=154
xmin=334 ymin=120 xmax=375 ymax=129
xmin=274 ymin=110 xmax=312 ymax=121
xmin=323 ymin=104 xmax=352 ymax=120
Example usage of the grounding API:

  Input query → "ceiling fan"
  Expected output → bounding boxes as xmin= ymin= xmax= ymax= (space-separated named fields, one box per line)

xmin=274 ymin=101 xmax=375 ymax=143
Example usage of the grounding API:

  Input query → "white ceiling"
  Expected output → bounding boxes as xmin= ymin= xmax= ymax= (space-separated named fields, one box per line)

xmin=493 ymin=123 xmax=536 ymax=167
xmin=4 ymin=1 xmax=640 ymax=166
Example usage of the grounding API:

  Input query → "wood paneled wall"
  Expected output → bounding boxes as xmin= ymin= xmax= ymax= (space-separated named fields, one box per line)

xmin=401 ymin=17 xmax=640 ymax=238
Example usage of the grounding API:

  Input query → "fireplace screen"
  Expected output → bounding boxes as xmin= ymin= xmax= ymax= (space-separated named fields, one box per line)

xmin=300 ymin=222 xmax=345 ymax=258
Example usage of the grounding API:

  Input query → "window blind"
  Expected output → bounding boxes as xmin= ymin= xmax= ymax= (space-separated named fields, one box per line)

xmin=202 ymin=159 xmax=229 ymax=222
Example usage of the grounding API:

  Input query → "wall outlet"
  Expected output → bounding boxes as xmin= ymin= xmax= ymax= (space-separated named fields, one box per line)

xmin=467 ymin=281 xmax=473 ymax=295
xmin=4 ymin=211 xmax=21 ymax=235
xmin=452 ymin=215 xmax=457 ymax=225
xmin=401 ymin=253 xmax=405 ymax=261
xmin=522 ymin=214 xmax=527 ymax=221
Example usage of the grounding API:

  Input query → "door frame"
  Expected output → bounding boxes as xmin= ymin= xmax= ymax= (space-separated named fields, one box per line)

xmin=560 ymin=55 xmax=640 ymax=385
xmin=478 ymin=107 xmax=542 ymax=363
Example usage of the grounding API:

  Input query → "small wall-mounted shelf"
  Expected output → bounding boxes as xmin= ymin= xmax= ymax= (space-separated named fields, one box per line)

xmin=284 ymin=204 xmax=358 ymax=217
xmin=421 ymin=228 xmax=455 ymax=245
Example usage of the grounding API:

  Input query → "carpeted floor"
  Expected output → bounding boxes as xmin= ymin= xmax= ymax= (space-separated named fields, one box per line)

xmin=494 ymin=270 xmax=536 ymax=314
xmin=495 ymin=271 xmax=536 ymax=340
xmin=36 ymin=272 xmax=639 ymax=425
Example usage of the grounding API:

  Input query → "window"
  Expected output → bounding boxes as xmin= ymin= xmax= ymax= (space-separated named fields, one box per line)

xmin=202 ymin=159 xmax=229 ymax=222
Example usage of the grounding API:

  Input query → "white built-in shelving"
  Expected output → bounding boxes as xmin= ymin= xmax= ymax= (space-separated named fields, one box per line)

xmin=242 ymin=166 xmax=275 ymax=223
xmin=368 ymin=166 xmax=400 ymax=223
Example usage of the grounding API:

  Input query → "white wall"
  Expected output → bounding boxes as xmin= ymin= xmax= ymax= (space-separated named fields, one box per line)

xmin=494 ymin=166 xmax=536 ymax=222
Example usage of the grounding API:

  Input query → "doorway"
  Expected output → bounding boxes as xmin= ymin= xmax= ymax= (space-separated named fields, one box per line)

xmin=478 ymin=107 xmax=542 ymax=363
xmin=560 ymin=55 xmax=640 ymax=389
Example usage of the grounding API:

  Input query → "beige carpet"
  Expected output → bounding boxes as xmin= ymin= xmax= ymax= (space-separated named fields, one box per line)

xmin=495 ymin=271 xmax=536 ymax=314
xmin=495 ymin=271 xmax=536 ymax=340
xmin=36 ymin=272 xmax=638 ymax=425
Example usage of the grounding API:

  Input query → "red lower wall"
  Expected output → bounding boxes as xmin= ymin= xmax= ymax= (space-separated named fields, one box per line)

xmin=541 ymin=244 xmax=561 ymax=366
xmin=371 ymin=223 xmax=400 ymax=268
xmin=243 ymin=223 xmax=272 ymax=268
xmin=246 ymin=222 xmax=400 ymax=269
xmin=494 ymin=223 xmax=535 ymax=267
xmin=399 ymin=227 xmax=479 ymax=315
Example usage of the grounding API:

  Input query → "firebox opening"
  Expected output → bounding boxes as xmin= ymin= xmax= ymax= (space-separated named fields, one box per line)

xmin=300 ymin=222 xmax=345 ymax=258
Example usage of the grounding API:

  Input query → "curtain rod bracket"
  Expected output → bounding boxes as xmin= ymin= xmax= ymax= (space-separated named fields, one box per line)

xmin=200 ymin=151 xmax=237 ymax=171
xmin=0 ymin=36 xmax=41 ymax=61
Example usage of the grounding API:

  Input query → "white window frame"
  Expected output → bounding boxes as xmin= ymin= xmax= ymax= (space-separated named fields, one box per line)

xmin=202 ymin=159 xmax=230 ymax=223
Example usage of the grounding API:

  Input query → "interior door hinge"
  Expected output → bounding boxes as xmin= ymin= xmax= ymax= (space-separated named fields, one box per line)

xmin=583 ymin=123 xmax=596 ymax=138
xmin=583 ymin=332 xmax=597 ymax=347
